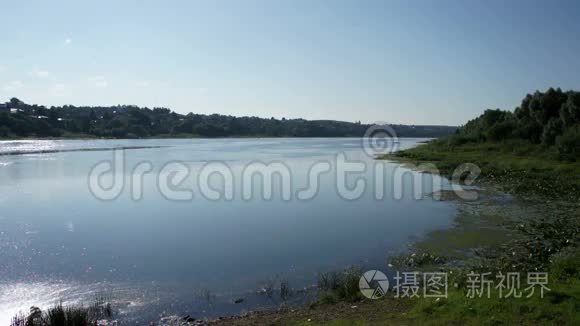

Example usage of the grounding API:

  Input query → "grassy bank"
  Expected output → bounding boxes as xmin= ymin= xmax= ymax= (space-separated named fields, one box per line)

xmin=217 ymin=256 xmax=580 ymax=325
xmin=380 ymin=138 xmax=580 ymax=201
xmin=221 ymin=223 xmax=579 ymax=325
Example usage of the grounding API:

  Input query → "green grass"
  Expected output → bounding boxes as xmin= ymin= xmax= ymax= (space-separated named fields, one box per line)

xmin=288 ymin=279 xmax=580 ymax=325
xmin=406 ymin=250 xmax=580 ymax=325
xmin=288 ymin=253 xmax=580 ymax=325
xmin=380 ymin=139 xmax=580 ymax=201
xmin=406 ymin=280 xmax=580 ymax=325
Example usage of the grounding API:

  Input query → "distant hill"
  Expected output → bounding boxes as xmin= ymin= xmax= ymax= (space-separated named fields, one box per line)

xmin=0 ymin=98 xmax=456 ymax=139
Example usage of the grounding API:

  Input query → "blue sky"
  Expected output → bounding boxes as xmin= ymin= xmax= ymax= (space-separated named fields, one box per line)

xmin=1 ymin=0 xmax=579 ymax=125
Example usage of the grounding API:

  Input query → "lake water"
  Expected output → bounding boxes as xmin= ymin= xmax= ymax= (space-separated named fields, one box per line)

xmin=0 ymin=138 xmax=456 ymax=323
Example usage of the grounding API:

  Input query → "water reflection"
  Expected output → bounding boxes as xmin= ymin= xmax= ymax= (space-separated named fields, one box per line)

xmin=0 ymin=138 xmax=456 ymax=322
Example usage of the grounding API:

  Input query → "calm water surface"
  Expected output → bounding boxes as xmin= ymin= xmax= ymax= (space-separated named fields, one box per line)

xmin=0 ymin=138 xmax=456 ymax=323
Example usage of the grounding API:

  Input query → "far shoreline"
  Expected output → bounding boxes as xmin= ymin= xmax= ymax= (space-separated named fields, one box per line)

xmin=0 ymin=135 xmax=432 ymax=141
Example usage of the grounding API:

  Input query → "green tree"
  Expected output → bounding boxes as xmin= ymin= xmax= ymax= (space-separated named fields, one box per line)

xmin=9 ymin=97 xmax=22 ymax=108
xmin=488 ymin=120 xmax=515 ymax=141
xmin=542 ymin=118 xmax=563 ymax=145
xmin=0 ymin=125 xmax=11 ymax=137
xmin=560 ymin=92 xmax=580 ymax=126
xmin=556 ymin=127 xmax=580 ymax=160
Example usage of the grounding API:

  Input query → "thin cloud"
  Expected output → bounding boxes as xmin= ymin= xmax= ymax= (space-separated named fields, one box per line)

xmin=2 ymin=80 xmax=24 ymax=92
xmin=0 ymin=65 xmax=5 ymax=73
xmin=87 ymin=76 xmax=108 ymax=88
xmin=64 ymin=38 xmax=72 ymax=45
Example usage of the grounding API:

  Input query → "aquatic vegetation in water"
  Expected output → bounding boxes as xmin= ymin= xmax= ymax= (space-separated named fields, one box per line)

xmin=317 ymin=267 xmax=363 ymax=303
xmin=10 ymin=297 xmax=113 ymax=326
